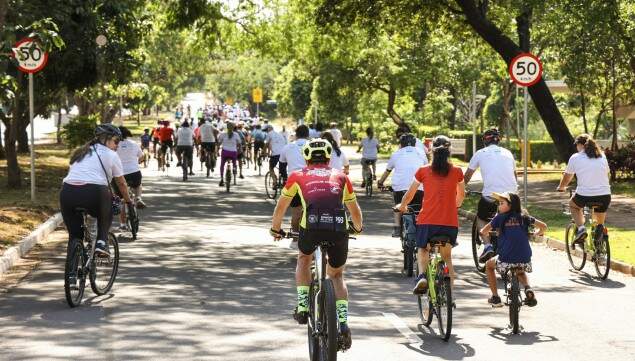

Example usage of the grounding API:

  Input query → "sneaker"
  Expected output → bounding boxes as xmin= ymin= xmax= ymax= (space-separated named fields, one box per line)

xmin=412 ymin=273 xmax=428 ymax=295
xmin=478 ymin=244 xmax=495 ymax=263
xmin=95 ymin=240 xmax=110 ymax=257
xmin=488 ymin=295 xmax=503 ymax=307
xmin=339 ymin=323 xmax=352 ymax=351
xmin=391 ymin=226 xmax=400 ymax=238
xmin=293 ymin=307 xmax=308 ymax=325
xmin=574 ymin=226 xmax=587 ymax=245
xmin=360 ymin=181 xmax=366 ymax=188
xmin=373 ymin=175 xmax=377 ymax=180
xmin=135 ymin=198 xmax=146 ymax=209
xmin=219 ymin=180 xmax=224 ymax=187
xmin=239 ymin=174 xmax=245 ymax=179
xmin=524 ymin=288 xmax=537 ymax=307
xmin=289 ymin=240 xmax=299 ymax=250
xmin=176 ymin=161 xmax=182 ymax=167
xmin=189 ymin=171 xmax=195 ymax=176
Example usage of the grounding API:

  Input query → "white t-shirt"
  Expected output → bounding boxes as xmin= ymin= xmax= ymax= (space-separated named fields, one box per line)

xmin=280 ymin=138 xmax=308 ymax=172
xmin=468 ymin=144 xmax=517 ymax=197
xmin=218 ymin=132 xmax=241 ymax=152
xmin=387 ymin=146 xmax=427 ymax=192
xmin=415 ymin=138 xmax=429 ymax=155
xmin=199 ymin=123 xmax=215 ymax=143
xmin=329 ymin=128 xmax=343 ymax=146
xmin=176 ymin=127 xmax=194 ymax=146
xmin=309 ymin=128 xmax=320 ymax=139
xmin=64 ymin=144 xmax=124 ymax=186
xmin=361 ymin=137 xmax=379 ymax=159
xmin=565 ymin=151 xmax=611 ymax=196
xmin=267 ymin=131 xmax=287 ymax=156
xmin=329 ymin=150 xmax=349 ymax=171
xmin=116 ymin=139 xmax=143 ymax=175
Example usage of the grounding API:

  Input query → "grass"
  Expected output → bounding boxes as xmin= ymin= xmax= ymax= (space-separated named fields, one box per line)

xmin=611 ymin=180 xmax=635 ymax=198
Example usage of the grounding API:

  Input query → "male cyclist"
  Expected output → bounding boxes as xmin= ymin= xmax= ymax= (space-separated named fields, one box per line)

xmin=158 ymin=121 xmax=175 ymax=164
xmin=198 ymin=119 xmax=217 ymax=173
xmin=279 ymin=125 xmax=310 ymax=240
xmin=463 ymin=128 xmax=518 ymax=263
xmin=265 ymin=125 xmax=287 ymax=184
xmin=270 ymin=139 xmax=363 ymax=350
xmin=252 ymin=124 xmax=267 ymax=169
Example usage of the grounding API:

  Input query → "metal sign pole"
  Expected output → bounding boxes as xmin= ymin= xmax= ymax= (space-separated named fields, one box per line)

xmin=29 ymin=72 xmax=36 ymax=201
xmin=472 ymin=81 xmax=477 ymax=155
xmin=523 ymin=87 xmax=529 ymax=209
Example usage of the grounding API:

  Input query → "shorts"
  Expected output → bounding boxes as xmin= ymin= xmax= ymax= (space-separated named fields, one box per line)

xmin=572 ymin=194 xmax=611 ymax=213
xmin=269 ymin=155 xmax=280 ymax=169
xmin=361 ymin=158 xmax=377 ymax=166
xmin=160 ymin=140 xmax=174 ymax=153
xmin=201 ymin=142 xmax=215 ymax=153
xmin=124 ymin=171 xmax=142 ymax=188
xmin=299 ymin=228 xmax=349 ymax=268
xmin=496 ymin=259 xmax=533 ymax=275
xmin=290 ymin=194 xmax=302 ymax=208
xmin=152 ymin=138 xmax=159 ymax=145
xmin=254 ymin=140 xmax=265 ymax=153
xmin=393 ymin=190 xmax=423 ymax=208
xmin=477 ymin=196 xmax=498 ymax=221
xmin=415 ymin=224 xmax=458 ymax=248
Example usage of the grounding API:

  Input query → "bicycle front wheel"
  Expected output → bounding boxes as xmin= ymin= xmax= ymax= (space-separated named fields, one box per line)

xmin=509 ymin=275 xmax=521 ymax=334
xmin=319 ymin=279 xmax=338 ymax=361
xmin=307 ymin=280 xmax=319 ymax=361
xmin=90 ymin=232 xmax=119 ymax=295
xmin=471 ymin=218 xmax=485 ymax=273
xmin=128 ymin=208 xmax=139 ymax=241
xmin=435 ymin=268 xmax=452 ymax=341
xmin=64 ymin=239 xmax=86 ymax=308
xmin=403 ymin=246 xmax=414 ymax=277
xmin=565 ymin=222 xmax=586 ymax=271
xmin=265 ymin=172 xmax=276 ymax=199
xmin=594 ymin=235 xmax=611 ymax=280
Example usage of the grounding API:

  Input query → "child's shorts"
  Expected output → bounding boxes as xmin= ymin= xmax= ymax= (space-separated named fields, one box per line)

xmin=496 ymin=259 xmax=532 ymax=274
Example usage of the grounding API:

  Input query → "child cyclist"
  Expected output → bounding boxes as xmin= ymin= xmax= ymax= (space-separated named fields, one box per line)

xmin=479 ymin=192 xmax=547 ymax=307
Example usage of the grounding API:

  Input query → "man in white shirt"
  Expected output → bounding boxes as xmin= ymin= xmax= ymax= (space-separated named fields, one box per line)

xmin=265 ymin=125 xmax=287 ymax=181
xmin=116 ymin=126 xmax=145 ymax=229
xmin=198 ymin=119 xmax=217 ymax=172
xmin=463 ymin=128 xmax=518 ymax=262
xmin=279 ymin=125 xmax=309 ymax=239
xmin=329 ymin=122 xmax=343 ymax=146
xmin=378 ymin=133 xmax=428 ymax=237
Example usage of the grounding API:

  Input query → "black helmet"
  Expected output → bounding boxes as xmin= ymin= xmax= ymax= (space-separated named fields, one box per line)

xmin=399 ymin=133 xmax=416 ymax=147
xmin=432 ymin=135 xmax=451 ymax=151
xmin=95 ymin=124 xmax=122 ymax=138
xmin=483 ymin=127 xmax=500 ymax=145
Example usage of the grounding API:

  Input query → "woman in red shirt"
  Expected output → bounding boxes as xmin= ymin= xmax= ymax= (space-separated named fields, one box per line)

xmin=397 ymin=135 xmax=465 ymax=294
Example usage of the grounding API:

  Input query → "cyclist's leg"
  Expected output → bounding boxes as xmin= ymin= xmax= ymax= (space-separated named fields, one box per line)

xmin=569 ymin=194 xmax=586 ymax=228
xmin=477 ymin=196 xmax=497 ymax=245
xmin=94 ymin=186 xmax=113 ymax=244
xmin=485 ymin=258 xmax=499 ymax=296
xmin=59 ymin=184 xmax=86 ymax=242
xmin=231 ymin=152 xmax=238 ymax=175
xmin=371 ymin=159 xmax=377 ymax=179
xmin=186 ymin=146 xmax=194 ymax=173
xmin=219 ymin=150 xmax=227 ymax=177
xmin=392 ymin=191 xmax=405 ymax=236
xmin=325 ymin=233 xmax=350 ymax=328
xmin=439 ymin=243 xmax=455 ymax=287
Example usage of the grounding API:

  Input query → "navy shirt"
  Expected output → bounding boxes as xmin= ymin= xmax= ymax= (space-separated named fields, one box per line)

xmin=491 ymin=213 xmax=534 ymax=263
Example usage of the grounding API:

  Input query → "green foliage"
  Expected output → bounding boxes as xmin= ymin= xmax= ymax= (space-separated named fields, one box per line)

xmin=62 ymin=115 xmax=99 ymax=149
xmin=605 ymin=139 xmax=635 ymax=180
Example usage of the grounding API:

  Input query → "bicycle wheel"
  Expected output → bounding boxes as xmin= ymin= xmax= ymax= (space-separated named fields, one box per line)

xmin=471 ymin=218 xmax=485 ymax=273
xmin=435 ymin=264 xmax=452 ymax=341
xmin=265 ymin=171 xmax=276 ymax=199
xmin=206 ymin=154 xmax=211 ymax=178
xmin=128 ymin=205 xmax=139 ymax=241
xmin=225 ymin=168 xmax=231 ymax=193
xmin=509 ymin=275 xmax=521 ymax=334
xmin=64 ymin=239 xmax=86 ymax=308
xmin=319 ymin=279 xmax=338 ymax=361
xmin=403 ymin=246 xmax=414 ymax=277
xmin=565 ymin=222 xmax=586 ymax=271
xmin=415 ymin=262 xmax=433 ymax=326
xmin=90 ymin=232 xmax=119 ymax=295
xmin=307 ymin=280 xmax=320 ymax=361
xmin=594 ymin=234 xmax=611 ymax=280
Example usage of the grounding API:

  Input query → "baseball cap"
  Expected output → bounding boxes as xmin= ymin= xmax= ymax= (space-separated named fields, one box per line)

xmin=491 ymin=192 xmax=512 ymax=203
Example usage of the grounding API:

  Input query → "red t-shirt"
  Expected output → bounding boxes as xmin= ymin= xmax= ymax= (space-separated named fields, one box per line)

xmin=414 ymin=165 xmax=464 ymax=227
xmin=158 ymin=127 xmax=174 ymax=142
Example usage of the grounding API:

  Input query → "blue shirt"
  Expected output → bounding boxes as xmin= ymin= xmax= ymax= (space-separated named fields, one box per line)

xmin=140 ymin=134 xmax=151 ymax=148
xmin=491 ymin=213 xmax=534 ymax=263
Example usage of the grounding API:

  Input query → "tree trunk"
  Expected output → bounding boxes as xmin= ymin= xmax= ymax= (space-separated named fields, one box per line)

xmin=580 ymin=91 xmax=588 ymax=134
xmin=386 ymin=85 xmax=404 ymax=126
xmin=6 ymin=73 xmax=22 ymax=188
xmin=502 ymin=79 xmax=513 ymax=144
xmin=449 ymin=87 xmax=458 ymax=130
xmin=57 ymin=106 xmax=63 ymax=144
xmin=593 ymin=109 xmax=606 ymax=139
xmin=455 ymin=0 xmax=576 ymax=161
xmin=611 ymin=58 xmax=618 ymax=151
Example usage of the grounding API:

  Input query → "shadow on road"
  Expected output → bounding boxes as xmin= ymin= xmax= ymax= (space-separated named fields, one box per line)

xmin=488 ymin=326 xmax=558 ymax=345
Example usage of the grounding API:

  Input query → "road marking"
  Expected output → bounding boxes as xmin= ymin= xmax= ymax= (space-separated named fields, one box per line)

xmin=382 ymin=312 xmax=421 ymax=344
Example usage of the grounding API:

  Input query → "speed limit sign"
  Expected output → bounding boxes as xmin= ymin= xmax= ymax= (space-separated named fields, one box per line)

xmin=12 ymin=37 xmax=48 ymax=74
xmin=509 ymin=53 xmax=542 ymax=87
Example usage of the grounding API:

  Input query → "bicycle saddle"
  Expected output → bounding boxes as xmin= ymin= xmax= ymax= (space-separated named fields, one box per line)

xmin=428 ymin=235 xmax=451 ymax=245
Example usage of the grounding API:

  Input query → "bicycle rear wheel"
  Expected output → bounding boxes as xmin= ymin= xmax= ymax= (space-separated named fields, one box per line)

xmin=415 ymin=262 xmax=433 ymax=326
xmin=436 ymin=265 xmax=452 ymax=341
xmin=565 ymin=222 xmax=586 ymax=271
xmin=90 ymin=232 xmax=119 ymax=295
xmin=594 ymin=235 xmax=611 ymax=280
xmin=265 ymin=171 xmax=276 ymax=199
xmin=225 ymin=168 xmax=231 ymax=192
xmin=64 ymin=239 xmax=86 ymax=308
xmin=471 ymin=218 xmax=485 ymax=273
xmin=403 ymin=246 xmax=414 ymax=277
xmin=320 ymin=279 xmax=338 ymax=361
xmin=509 ymin=275 xmax=521 ymax=334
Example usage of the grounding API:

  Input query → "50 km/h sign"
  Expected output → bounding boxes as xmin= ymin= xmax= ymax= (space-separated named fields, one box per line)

xmin=509 ymin=52 xmax=542 ymax=87
xmin=12 ymin=38 xmax=48 ymax=74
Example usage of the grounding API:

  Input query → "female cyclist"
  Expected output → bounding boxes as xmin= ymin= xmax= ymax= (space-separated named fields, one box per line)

xmin=217 ymin=122 xmax=242 ymax=187
xmin=322 ymin=131 xmax=349 ymax=174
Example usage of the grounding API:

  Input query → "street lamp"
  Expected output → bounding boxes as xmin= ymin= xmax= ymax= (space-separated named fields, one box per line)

xmin=471 ymin=81 xmax=486 ymax=155
xmin=96 ymin=35 xmax=107 ymax=123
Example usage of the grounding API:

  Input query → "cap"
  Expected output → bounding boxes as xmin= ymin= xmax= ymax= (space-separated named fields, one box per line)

xmin=491 ymin=192 xmax=512 ymax=203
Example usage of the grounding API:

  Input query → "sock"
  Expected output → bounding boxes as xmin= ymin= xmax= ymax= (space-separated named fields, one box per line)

xmin=578 ymin=225 xmax=585 ymax=231
xmin=120 ymin=223 xmax=126 ymax=227
xmin=336 ymin=299 xmax=348 ymax=324
xmin=297 ymin=286 xmax=309 ymax=313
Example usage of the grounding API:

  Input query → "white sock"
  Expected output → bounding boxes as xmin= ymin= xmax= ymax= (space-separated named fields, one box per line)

xmin=578 ymin=225 xmax=586 ymax=231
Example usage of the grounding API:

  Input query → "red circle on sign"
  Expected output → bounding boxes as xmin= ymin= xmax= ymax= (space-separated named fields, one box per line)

xmin=13 ymin=37 xmax=49 ymax=74
xmin=508 ymin=52 xmax=542 ymax=87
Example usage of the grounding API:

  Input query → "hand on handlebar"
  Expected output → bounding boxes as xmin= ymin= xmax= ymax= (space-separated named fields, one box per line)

xmin=393 ymin=203 xmax=407 ymax=214
xmin=269 ymin=228 xmax=285 ymax=240
xmin=556 ymin=186 xmax=566 ymax=192
xmin=348 ymin=220 xmax=362 ymax=235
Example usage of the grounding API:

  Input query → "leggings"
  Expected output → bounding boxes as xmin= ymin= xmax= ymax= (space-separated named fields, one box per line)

xmin=220 ymin=149 xmax=238 ymax=176
xmin=60 ymin=183 xmax=112 ymax=242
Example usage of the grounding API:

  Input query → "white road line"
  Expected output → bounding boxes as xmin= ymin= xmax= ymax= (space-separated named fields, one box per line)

xmin=382 ymin=312 xmax=421 ymax=344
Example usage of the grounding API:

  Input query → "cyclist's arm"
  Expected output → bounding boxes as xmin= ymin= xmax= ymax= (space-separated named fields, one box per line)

xmin=463 ymin=168 xmax=475 ymax=184
xmin=456 ymin=180 xmax=466 ymax=207
xmin=271 ymin=195 xmax=293 ymax=231
xmin=557 ymin=172 xmax=574 ymax=191
xmin=114 ymin=176 xmax=133 ymax=203
xmin=397 ymin=180 xmax=421 ymax=212
xmin=479 ymin=221 xmax=493 ymax=237
xmin=533 ymin=218 xmax=547 ymax=236
xmin=377 ymin=168 xmax=391 ymax=187
xmin=345 ymin=200 xmax=362 ymax=232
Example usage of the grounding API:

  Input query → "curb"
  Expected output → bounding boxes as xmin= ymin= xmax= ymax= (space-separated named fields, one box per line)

xmin=0 ymin=212 xmax=63 ymax=275
xmin=458 ymin=208 xmax=634 ymax=277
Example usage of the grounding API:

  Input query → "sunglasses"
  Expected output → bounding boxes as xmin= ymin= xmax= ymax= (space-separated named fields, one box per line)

xmin=112 ymin=137 xmax=121 ymax=145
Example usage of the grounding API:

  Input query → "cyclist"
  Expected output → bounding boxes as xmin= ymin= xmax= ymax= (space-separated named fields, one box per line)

xmin=235 ymin=122 xmax=247 ymax=179
xmin=480 ymin=192 xmax=546 ymax=307
xmin=329 ymin=122 xmax=343 ymax=146
xmin=279 ymin=125 xmax=310 ymax=238
xmin=397 ymin=136 xmax=465 ymax=294
xmin=176 ymin=120 xmax=195 ymax=177
xmin=322 ymin=131 xmax=349 ymax=174
xmin=265 ymin=124 xmax=287 ymax=183
xmin=270 ymin=139 xmax=363 ymax=350
xmin=252 ymin=124 xmax=267 ymax=170
xmin=463 ymin=128 xmax=518 ymax=263
xmin=140 ymin=128 xmax=151 ymax=155
xmin=378 ymin=133 xmax=427 ymax=237
xmin=217 ymin=122 xmax=242 ymax=187
xmin=60 ymin=124 xmax=133 ymax=258
xmin=557 ymin=134 xmax=611 ymax=243
xmin=198 ymin=119 xmax=217 ymax=172
xmin=357 ymin=127 xmax=379 ymax=188
xmin=151 ymin=121 xmax=161 ymax=158
xmin=158 ymin=121 xmax=175 ymax=164
xmin=115 ymin=126 xmax=145 ymax=230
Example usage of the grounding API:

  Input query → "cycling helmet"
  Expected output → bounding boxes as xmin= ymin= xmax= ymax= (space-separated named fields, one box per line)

xmin=483 ymin=127 xmax=500 ymax=145
xmin=302 ymin=138 xmax=332 ymax=162
xmin=399 ymin=133 xmax=417 ymax=147
xmin=94 ymin=123 xmax=122 ymax=138
xmin=432 ymin=135 xmax=451 ymax=150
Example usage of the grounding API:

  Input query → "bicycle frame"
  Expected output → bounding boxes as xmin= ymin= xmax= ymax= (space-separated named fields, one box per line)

xmin=425 ymin=245 xmax=448 ymax=305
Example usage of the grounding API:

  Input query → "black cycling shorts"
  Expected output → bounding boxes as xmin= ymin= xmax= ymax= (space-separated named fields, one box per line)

xmin=393 ymin=190 xmax=423 ymax=209
xmin=254 ymin=140 xmax=265 ymax=153
xmin=477 ymin=196 xmax=498 ymax=221
xmin=573 ymin=194 xmax=611 ymax=213
xmin=152 ymin=138 xmax=160 ymax=145
xmin=124 ymin=171 xmax=142 ymax=189
xmin=201 ymin=142 xmax=215 ymax=153
xmin=299 ymin=229 xmax=349 ymax=268
xmin=160 ymin=140 xmax=173 ymax=153
xmin=269 ymin=155 xmax=280 ymax=169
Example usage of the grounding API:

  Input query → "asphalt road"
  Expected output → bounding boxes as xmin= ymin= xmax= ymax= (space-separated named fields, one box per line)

xmin=0 ymin=156 xmax=634 ymax=361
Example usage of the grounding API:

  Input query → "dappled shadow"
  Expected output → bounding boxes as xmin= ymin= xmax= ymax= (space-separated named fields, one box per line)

xmin=488 ymin=327 xmax=559 ymax=345
xmin=567 ymin=271 xmax=626 ymax=289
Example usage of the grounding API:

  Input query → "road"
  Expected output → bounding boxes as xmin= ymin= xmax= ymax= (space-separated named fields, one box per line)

xmin=0 ymin=155 xmax=634 ymax=361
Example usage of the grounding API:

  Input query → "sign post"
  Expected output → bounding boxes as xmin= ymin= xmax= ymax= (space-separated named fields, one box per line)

xmin=252 ymin=87 xmax=263 ymax=120
xmin=13 ymin=38 xmax=49 ymax=202
xmin=509 ymin=52 xmax=543 ymax=209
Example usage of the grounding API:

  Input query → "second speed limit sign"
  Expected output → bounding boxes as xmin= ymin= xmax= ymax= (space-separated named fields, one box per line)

xmin=12 ymin=37 xmax=48 ymax=74
xmin=509 ymin=53 xmax=542 ymax=87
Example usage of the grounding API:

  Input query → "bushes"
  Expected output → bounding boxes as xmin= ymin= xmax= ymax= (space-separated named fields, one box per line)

xmin=62 ymin=115 xmax=98 ymax=149
xmin=605 ymin=140 xmax=635 ymax=180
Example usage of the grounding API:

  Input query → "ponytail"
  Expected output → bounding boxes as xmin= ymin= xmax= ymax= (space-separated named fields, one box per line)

xmin=70 ymin=134 xmax=110 ymax=164
xmin=575 ymin=133 xmax=602 ymax=158
xmin=432 ymin=147 xmax=451 ymax=176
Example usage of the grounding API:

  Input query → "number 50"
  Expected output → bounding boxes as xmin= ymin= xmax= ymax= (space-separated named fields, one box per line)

xmin=516 ymin=61 xmax=537 ymax=76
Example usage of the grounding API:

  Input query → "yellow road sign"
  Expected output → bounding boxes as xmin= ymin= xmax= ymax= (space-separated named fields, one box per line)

xmin=252 ymin=87 xmax=263 ymax=103
xmin=225 ymin=96 xmax=234 ymax=106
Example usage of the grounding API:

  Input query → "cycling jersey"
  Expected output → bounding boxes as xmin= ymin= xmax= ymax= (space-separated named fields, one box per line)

xmin=158 ymin=127 xmax=174 ymax=142
xmin=281 ymin=164 xmax=356 ymax=230
xmin=253 ymin=129 xmax=266 ymax=142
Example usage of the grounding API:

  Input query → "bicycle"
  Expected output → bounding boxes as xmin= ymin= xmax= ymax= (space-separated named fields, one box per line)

xmin=224 ymin=161 xmax=236 ymax=193
xmin=361 ymin=159 xmax=375 ymax=197
xmin=499 ymin=264 xmax=527 ymax=334
xmin=395 ymin=206 xmax=419 ymax=277
xmin=200 ymin=146 xmax=216 ymax=178
xmin=179 ymin=147 xmax=193 ymax=181
xmin=124 ymin=198 xmax=139 ymax=241
xmin=414 ymin=235 xmax=453 ymax=342
xmin=257 ymin=153 xmax=267 ymax=176
xmin=142 ymin=147 xmax=150 ymax=168
xmin=467 ymin=190 xmax=494 ymax=273
xmin=265 ymin=168 xmax=285 ymax=199
xmin=64 ymin=209 xmax=119 ymax=308
xmin=563 ymin=190 xmax=611 ymax=279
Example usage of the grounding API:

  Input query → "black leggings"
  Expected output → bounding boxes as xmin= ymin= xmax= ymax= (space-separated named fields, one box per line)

xmin=60 ymin=183 xmax=112 ymax=242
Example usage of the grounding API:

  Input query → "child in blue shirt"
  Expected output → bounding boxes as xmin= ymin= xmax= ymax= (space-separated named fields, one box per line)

xmin=480 ymin=192 xmax=547 ymax=307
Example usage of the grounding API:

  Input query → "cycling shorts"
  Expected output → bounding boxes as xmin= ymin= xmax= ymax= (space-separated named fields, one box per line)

xmin=477 ymin=196 xmax=498 ymax=221
xmin=201 ymin=142 xmax=215 ymax=153
xmin=415 ymin=224 xmax=458 ymax=248
xmin=290 ymin=194 xmax=302 ymax=208
xmin=112 ymin=171 xmax=142 ymax=197
xmin=361 ymin=158 xmax=377 ymax=166
xmin=269 ymin=155 xmax=280 ymax=169
xmin=152 ymin=137 xmax=160 ymax=145
xmin=254 ymin=140 xmax=265 ymax=152
xmin=393 ymin=190 xmax=423 ymax=208
xmin=299 ymin=228 xmax=349 ymax=268
xmin=160 ymin=140 xmax=174 ymax=153
xmin=496 ymin=259 xmax=533 ymax=275
xmin=572 ymin=194 xmax=611 ymax=213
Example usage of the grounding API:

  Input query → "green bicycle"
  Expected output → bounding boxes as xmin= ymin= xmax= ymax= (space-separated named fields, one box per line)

xmin=415 ymin=235 xmax=453 ymax=342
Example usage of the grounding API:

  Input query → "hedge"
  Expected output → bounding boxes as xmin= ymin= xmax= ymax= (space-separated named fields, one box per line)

xmin=62 ymin=114 xmax=99 ymax=149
